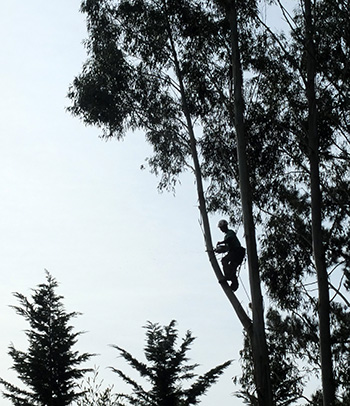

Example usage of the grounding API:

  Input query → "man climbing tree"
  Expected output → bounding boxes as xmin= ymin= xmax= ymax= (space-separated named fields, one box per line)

xmin=216 ymin=219 xmax=245 ymax=291
xmin=67 ymin=0 xmax=271 ymax=404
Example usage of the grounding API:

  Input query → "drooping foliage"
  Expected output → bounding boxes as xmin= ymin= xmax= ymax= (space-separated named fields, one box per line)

xmin=0 ymin=272 xmax=93 ymax=406
xmin=68 ymin=0 xmax=350 ymax=404
xmin=237 ymin=1 xmax=350 ymax=403
xmin=110 ymin=320 xmax=231 ymax=406
xmin=69 ymin=0 xmax=255 ymax=217
xmin=251 ymin=1 xmax=350 ymax=308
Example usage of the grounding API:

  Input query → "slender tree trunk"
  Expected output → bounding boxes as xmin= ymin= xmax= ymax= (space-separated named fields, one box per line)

xmin=220 ymin=1 xmax=273 ymax=405
xmin=165 ymin=2 xmax=270 ymax=402
xmin=163 ymin=1 xmax=253 ymax=334
xmin=304 ymin=1 xmax=335 ymax=405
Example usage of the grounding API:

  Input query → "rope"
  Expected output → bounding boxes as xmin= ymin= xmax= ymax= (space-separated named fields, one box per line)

xmin=237 ymin=260 xmax=251 ymax=302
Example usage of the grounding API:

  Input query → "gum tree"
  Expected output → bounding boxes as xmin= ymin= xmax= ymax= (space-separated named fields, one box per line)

xmin=68 ymin=0 xmax=273 ymax=404
xmin=235 ymin=1 xmax=350 ymax=405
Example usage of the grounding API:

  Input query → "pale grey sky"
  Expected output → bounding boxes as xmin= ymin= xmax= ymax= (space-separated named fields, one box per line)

xmin=0 ymin=1 xmax=255 ymax=405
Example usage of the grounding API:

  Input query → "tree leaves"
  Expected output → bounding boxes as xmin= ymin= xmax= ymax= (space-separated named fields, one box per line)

xmin=68 ymin=0 xmax=350 ymax=403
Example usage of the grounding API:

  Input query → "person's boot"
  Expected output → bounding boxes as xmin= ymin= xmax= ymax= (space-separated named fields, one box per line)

xmin=230 ymin=274 xmax=239 ymax=292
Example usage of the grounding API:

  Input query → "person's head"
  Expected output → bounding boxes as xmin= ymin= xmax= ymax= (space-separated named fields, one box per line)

xmin=218 ymin=219 xmax=228 ymax=232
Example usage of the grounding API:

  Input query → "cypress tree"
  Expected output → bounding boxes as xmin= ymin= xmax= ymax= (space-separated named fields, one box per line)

xmin=0 ymin=271 xmax=93 ymax=406
xmin=111 ymin=320 xmax=231 ymax=406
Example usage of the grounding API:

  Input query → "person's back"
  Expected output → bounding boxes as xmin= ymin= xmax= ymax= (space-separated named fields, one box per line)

xmin=224 ymin=229 xmax=241 ymax=251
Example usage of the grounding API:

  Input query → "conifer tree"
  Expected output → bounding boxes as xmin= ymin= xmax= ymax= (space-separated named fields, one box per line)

xmin=0 ymin=271 xmax=93 ymax=406
xmin=110 ymin=320 xmax=231 ymax=406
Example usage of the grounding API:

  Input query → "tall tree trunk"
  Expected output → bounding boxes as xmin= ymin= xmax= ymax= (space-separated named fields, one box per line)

xmin=163 ymin=0 xmax=253 ymax=334
xmin=304 ymin=1 xmax=335 ymax=405
xmin=220 ymin=1 xmax=274 ymax=405
xmin=165 ymin=3 xmax=271 ymax=403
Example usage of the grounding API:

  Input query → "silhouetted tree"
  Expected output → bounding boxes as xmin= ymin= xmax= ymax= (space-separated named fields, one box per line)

xmin=68 ymin=1 xmax=350 ymax=405
xmin=67 ymin=1 xmax=267 ymax=402
xmin=0 ymin=271 xmax=93 ymax=406
xmin=110 ymin=320 xmax=231 ymax=406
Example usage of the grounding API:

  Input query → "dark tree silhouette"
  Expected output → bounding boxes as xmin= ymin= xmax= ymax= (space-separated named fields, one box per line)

xmin=0 ymin=271 xmax=93 ymax=406
xmin=68 ymin=1 xmax=350 ymax=405
xmin=110 ymin=320 xmax=231 ymax=406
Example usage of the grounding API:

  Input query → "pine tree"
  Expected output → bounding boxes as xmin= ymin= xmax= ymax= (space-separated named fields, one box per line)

xmin=0 ymin=271 xmax=93 ymax=406
xmin=110 ymin=320 xmax=231 ymax=406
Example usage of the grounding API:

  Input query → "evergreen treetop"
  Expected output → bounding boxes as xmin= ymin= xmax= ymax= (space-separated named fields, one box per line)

xmin=110 ymin=320 xmax=232 ymax=406
xmin=0 ymin=271 xmax=93 ymax=406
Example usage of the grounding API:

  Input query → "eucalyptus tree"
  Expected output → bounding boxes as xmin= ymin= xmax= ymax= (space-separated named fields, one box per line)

xmin=251 ymin=0 xmax=350 ymax=304
xmin=190 ymin=0 xmax=349 ymax=403
xmin=0 ymin=272 xmax=93 ymax=406
xmin=68 ymin=1 xmax=274 ymax=404
xmin=235 ymin=1 xmax=350 ymax=405
xmin=211 ymin=1 xmax=274 ymax=405
xmin=304 ymin=0 xmax=334 ymax=403
xmin=68 ymin=0 xmax=350 ymax=405
xmin=110 ymin=320 xmax=231 ymax=406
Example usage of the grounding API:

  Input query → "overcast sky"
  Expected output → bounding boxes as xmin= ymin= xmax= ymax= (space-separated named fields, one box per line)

xmin=0 ymin=1 xmax=284 ymax=405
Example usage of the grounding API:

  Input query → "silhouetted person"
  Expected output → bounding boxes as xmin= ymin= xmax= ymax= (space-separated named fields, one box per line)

xmin=215 ymin=219 xmax=245 ymax=291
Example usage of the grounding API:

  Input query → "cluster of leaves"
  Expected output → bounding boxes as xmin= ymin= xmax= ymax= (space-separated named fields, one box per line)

xmin=74 ymin=367 xmax=120 ymax=406
xmin=69 ymin=0 xmax=251 ymax=215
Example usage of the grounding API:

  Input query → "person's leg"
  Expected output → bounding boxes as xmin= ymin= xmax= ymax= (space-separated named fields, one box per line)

xmin=222 ymin=255 xmax=235 ymax=281
xmin=230 ymin=274 xmax=239 ymax=291
xmin=221 ymin=252 xmax=240 ymax=291
xmin=227 ymin=257 xmax=239 ymax=291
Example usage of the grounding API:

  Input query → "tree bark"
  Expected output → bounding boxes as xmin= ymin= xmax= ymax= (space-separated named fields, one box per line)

xmin=219 ymin=1 xmax=274 ymax=405
xmin=304 ymin=1 xmax=335 ymax=405
xmin=164 ymin=3 xmax=272 ymax=403
xmin=163 ymin=1 xmax=253 ymax=334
